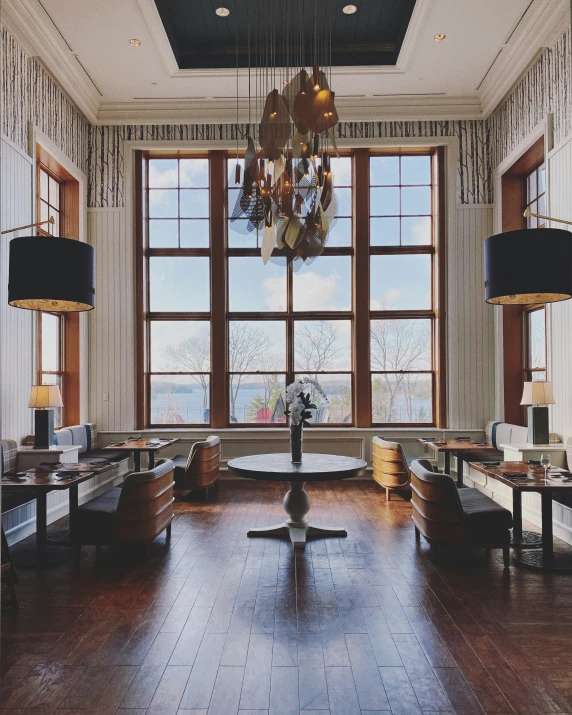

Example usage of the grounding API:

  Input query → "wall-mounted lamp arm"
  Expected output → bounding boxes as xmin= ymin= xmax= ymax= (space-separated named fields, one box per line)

xmin=1 ymin=216 xmax=55 ymax=235
xmin=524 ymin=207 xmax=572 ymax=227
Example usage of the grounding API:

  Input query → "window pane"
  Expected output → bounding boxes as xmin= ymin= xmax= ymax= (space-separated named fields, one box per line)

xmin=149 ymin=189 xmax=178 ymax=218
xmin=294 ymin=320 xmax=351 ymax=371
xmin=402 ymin=186 xmax=431 ymax=215
xmin=527 ymin=201 xmax=538 ymax=228
xmin=530 ymin=370 xmax=546 ymax=382
xmin=528 ymin=309 xmax=546 ymax=369
xmin=52 ymin=212 xmax=60 ymax=237
xmin=331 ymin=157 xmax=352 ymax=186
xmin=402 ymin=216 xmax=432 ymax=245
xmin=370 ymin=217 xmax=399 ymax=246
xmin=372 ymin=373 xmax=433 ymax=423
xmin=229 ymin=374 xmax=286 ymax=423
xmin=149 ymin=219 xmax=178 ymax=248
xmin=149 ymin=257 xmax=210 ymax=312
xmin=371 ymin=187 xmax=400 ymax=216
xmin=229 ymin=257 xmax=286 ymax=312
xmin=180 ymin=159 xmax=209 ymax=187
xmin=41 ymin=313 xmax=60 ymax=371
xmin=228 ymin=220 xmax=260 ymax=248
xmin=151 ymin=321 xmax=210 ymax=372
xmin=537 ymin=193 xmax=546 ymax=217
xmin=370 ymin=157 xmax=399 ymax=185
xmin=293 ymin=256 xmax=352 ymax=311
xmin=40 ymin=169 xmax=49 ymax=201
xmin=370 ymin=255 xmax=431 ymax=310
xmin=180 ymin=189 xmax=209 ymax=218
xmin=326 ymin=218 xmax=352 ymax=247
xmin=295 ymin=373 xmax=352 ymax=424
xmin=527 ymin=170 xmax=537 ymax=201
xmin=49 ymin=176 xmax=60 ymax=209
xmin=538 ymin=165 xmax=546 ymax=194
xmin=40 ymin=200 xmax=49 ymax=223
xmin=229 ymin=321 xmax=286 ymax=371
xmin=335 ymin=188 xmax=352 ymax=217
xmin=151 ymin=374 xmax=210 ymax=424
xmin=370 ymin=319 xmax=432 ymax=371
xmin=401 ymin=156 xmax=431 ymax=185
xmin=180 ymin=219 xmax=210 ymax=248
xmin=149 ymin=159 xmax=178 ymax=188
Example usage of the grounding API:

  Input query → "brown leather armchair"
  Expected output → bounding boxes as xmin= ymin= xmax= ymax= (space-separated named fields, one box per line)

xmin=372 ymin=436 xmax=412 ymax=500
xmin=71 ymin=458 xmax=174 ymax=562
xmin=410 ymin=459 xmax=512 ymax=567
xmin=172 ymin=435 xmax=220 ymax=499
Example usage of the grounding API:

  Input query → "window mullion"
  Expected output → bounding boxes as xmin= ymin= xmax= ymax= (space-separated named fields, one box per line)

xmin=210 ymin=151 xmax=227 ymax=428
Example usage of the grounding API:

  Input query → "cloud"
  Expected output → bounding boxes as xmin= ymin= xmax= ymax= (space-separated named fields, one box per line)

xmin=262 ymin=271 xmax=341 ymax=312
xmin=371 ymin=288 xmax=403 ymax=310
xmin=262 ymin=276 xmax=288 ymax=311
xmin=406 ymin=217 xmax=431 ymax=245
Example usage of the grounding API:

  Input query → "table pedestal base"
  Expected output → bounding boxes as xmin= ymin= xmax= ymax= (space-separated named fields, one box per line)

xmin=510 ymin=529 xmax=543 ymax=548
xmin=513 ymin=550 xmax=572 ymax=572
xmin=247 ymin=480 xmax=347 ymax=549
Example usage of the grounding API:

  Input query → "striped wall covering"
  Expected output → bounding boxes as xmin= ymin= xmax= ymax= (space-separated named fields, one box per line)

xmin=87 ymin=119 xmax=492 ymax=208
xmin=0 ymin=27 xmax=89 ymax=173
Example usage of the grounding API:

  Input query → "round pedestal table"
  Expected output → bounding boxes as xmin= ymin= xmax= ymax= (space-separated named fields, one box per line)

xmin=227 ymin=453 xmax=367 ymax=549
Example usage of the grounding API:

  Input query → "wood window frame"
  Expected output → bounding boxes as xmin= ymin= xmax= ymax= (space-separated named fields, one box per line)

xmin=35 ymin=144 xmax=81 ymax=426
xmin=137 ymin=147 xmax=446 ymax=429
xmin=501 ymin=136 xmax=544 ymax=425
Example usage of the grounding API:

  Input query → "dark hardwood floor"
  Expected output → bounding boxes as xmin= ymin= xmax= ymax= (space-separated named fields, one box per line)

xmin=2 ymin=480 xmax=572 ymax=714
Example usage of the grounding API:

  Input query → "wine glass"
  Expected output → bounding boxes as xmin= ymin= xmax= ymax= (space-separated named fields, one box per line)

xmin=540 ymin=453 xmax=551 ymax=483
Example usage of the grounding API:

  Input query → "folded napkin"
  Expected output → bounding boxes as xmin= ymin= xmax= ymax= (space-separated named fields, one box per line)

xmin=455 ymin=436 xmax=471 ymax=441
xmin=482 ymin=461 xmax=500 ymax=466
xmin=110 ymin=442 xmax=126 ymax=446
xmin=503 ymin=472 xmax=528 ymax=479
xmin=473 ymin=442 xmax=488 ymax=446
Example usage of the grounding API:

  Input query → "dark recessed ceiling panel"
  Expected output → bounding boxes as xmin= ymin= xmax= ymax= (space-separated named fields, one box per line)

xmin=153 ymin=0 xmax=417 ymax=70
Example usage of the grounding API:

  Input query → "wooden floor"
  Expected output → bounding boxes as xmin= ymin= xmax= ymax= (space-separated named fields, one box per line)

xmin=3 ymin=481 xmax=572 ymax=715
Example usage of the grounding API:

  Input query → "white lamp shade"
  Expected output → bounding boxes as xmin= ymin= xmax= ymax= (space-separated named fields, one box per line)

xmin=28 ymin=384 xmax=63 ymax=408
xmin=521 ymin=381 xmax=555 ymax=406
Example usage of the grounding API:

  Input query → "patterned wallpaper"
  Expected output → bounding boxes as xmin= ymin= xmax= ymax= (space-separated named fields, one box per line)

xmin=1 ymin=27 xmax=90 ymax=174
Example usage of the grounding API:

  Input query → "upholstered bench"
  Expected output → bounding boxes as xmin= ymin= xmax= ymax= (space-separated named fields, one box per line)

xmin=0 ymin=440 xmax=30 ymax=512
xmin=70 ymin=458 xmax=175 ymax=563
xmin=410 ymin=458 xmax=512 ymax=567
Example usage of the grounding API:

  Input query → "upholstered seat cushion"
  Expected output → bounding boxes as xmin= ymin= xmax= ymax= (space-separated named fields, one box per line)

xmin=462 ymin=449 xmax=503 ymax=464
xmin=79 ymin=449 xmax=128 ymax=463
xmin=172 ymin=454 xmax=188 ymax=485
xmin=459 ymin=488 xmax=513 ymax=535
xmin=1 ymin=490 xmax=34 ymax=513
xmin=70 ymin=487 xmax=122 ymax=544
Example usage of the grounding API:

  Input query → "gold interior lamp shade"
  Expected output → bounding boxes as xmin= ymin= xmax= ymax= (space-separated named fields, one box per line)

xmin=484 ymin=228 xmax=572 ymax=305
xmin=8 ymin=236 xmax=95 ymax=312
xmin=521 ymin=381 xmax=555 ymax=406
xmin=28 ymin=384 xmax=63 ymax=409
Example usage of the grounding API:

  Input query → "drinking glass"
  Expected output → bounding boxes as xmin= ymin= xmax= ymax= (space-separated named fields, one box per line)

xmin=540 ymin=453 xmax=551 ymax=483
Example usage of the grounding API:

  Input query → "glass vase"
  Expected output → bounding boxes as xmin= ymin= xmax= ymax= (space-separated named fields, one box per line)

xmin=290 ymin=422 xmax=303 ymax=464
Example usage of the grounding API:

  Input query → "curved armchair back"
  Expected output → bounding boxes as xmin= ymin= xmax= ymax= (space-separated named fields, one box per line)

xmin=410 ymin=459 xmax=464 ymax=543
xmin=115 ymin=458 xmax=174 ymax=542
xmin=183 ymin=436 xmax=220 ymax=490
xmin=372 ymin=436 xmax=410 ymax=491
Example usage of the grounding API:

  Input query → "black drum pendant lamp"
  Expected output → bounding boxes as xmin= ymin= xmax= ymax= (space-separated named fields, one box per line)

xmin=8 ymin=236 xmax=95 ymax=311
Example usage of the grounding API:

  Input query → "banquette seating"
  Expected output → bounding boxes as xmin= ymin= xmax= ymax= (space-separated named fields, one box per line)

xmin=410 ymin=459 xmax=513 ymax=566
xmin=172 ymin=436 xmax=221 ymax=499
xmin=25 ymin=422 xmax=128 ymax=465
xmin=1 ymin=440 xmax=28 ymax=513
xmin=70 ymin=458 xmax=175 ymax=562
xmin=460 ymin=420 xmax=528 ymax=466
xmin=371 ymin=436 xmax=413 ymax=500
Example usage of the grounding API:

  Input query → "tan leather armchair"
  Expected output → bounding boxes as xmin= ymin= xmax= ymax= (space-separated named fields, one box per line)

xmin=372 ymin=436 xmax=412 ymax=501
xmin=71 ymin=458 xmax=174 ymax=562
xmin=172 ymin=435 xmax=220 ymax=499
xmin=410 ymin=458 xmax=512 ymax=566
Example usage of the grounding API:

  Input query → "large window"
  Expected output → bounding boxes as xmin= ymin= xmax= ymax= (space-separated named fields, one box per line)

xmin=37 ymin=312 xmax=64 ymax=427
xmin=524 ymin=306 xmax=546 ymax=382
xmin=140 ymin=150 xmax=442 ymax=428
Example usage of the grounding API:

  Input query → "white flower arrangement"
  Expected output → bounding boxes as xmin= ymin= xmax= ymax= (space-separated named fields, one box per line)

xmin=285 ymin=377 xmax=328 ymax=427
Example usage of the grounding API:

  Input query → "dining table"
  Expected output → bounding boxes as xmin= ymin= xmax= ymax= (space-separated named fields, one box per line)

xmin=418 ymin=437 xmax=497 ymax=487
xmin=469 ymin=460 xmax=572 ymax=572
xmin=103 ymin=437 xmax=180 ymax=471
xmin=227 ymin=453 xmax=367 ymax=549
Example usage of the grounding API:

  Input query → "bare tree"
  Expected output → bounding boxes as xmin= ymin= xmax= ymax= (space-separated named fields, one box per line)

xmin=371 ymin=318 xmax=430 ymax=422
xmin=229 ymin=323 xmax=271 ymax=420
xmin=164 ymin=333 xmax=210 ymax=418
xmin=296 ymin=320 xmax=341 ymax=373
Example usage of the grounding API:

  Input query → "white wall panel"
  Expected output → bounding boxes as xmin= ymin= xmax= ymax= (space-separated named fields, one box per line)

xmin=0 ymin=135 xmax=34 ymax=443
xmin=449 ymin=205 xmax=495 ymax=428
xmin=88 ymin=208 xmax=136 ymax=431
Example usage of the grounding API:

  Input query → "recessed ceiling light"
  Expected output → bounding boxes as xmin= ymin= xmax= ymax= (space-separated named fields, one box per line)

xmin=129 ymin=38 xmax=142 ymax=46
xmin=343 ymin=4 xmax=357 ymax=14
xmin=434 ymin=34 xmax=446 ymax=42
xmin=215 ymin=7 xmax=230 ymax=17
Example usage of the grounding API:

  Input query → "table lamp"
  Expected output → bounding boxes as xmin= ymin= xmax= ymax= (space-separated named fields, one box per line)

xmin=521 ymin=381 xmax=555 ymax=446
xmin=29 ymin=385 xmax=63 ymax=448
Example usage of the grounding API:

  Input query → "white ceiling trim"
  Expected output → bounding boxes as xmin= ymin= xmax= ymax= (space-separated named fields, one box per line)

xmin=1 ymin=0 xmax=100 ymax=123
xmin=135 ymin=0 xmax=178 ymax=76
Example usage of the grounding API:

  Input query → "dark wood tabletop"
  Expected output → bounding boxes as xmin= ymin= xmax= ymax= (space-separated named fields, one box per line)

xmin=103 ymin=438 xmax=179 ymax=453
xmin=469 ymin=461 xmax=572 ymax=491
xmin=228 ymin=453 xmax=367 ymax=482
xmin=1 ymin=467 xmax=96 ymax=491
xmin=418 ymin=438 xmax=495 ymax=453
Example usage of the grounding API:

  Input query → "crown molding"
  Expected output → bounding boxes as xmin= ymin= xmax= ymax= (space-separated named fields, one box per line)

xmin=479 ymin=0 xmax=570 ymax=117
xmin=136 ymin=0 xmax=179 ymax=76
xmin=396 ymin=0 xmax=433 ymax=71
xmin=97 ymin=94 xmax=483 ymax=125
xmin=1 ymin=0 xmax=100 ymax=124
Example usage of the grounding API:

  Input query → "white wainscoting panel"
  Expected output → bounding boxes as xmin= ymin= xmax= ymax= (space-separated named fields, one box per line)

xmin=88 ymin=208 xmax=136 ymax=431
xmin=0 ymin=135 xmax=34 ymax=443
xmin=449 ymin=205 xmax=496 ymax=429
xmin=547 ymin=137 xmax=572 ymax=444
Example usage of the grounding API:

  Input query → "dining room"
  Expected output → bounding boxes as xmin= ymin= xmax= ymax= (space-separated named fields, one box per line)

xmin=2 ymin=0 xmax=572 ymax=713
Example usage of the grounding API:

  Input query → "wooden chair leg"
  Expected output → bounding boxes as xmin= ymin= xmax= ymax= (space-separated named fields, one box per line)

xmin=385 ymin=488 xmax=390 ymax=501
xmin=415 ymin=526 xmax=421 ymax=545
xmin=205 ymin=486 xmax=209 ymax=501
xmin=429 ymin=543 xmax=438 ymax=563
xmin=502 ymin=544 xmax=510 ymax=568
xmin=166 ymin=523 xmax=172 ymax=539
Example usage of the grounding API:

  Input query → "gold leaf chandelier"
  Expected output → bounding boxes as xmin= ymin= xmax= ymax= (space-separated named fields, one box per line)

xmin=229 ymin=0 xmax=340 ymax=269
